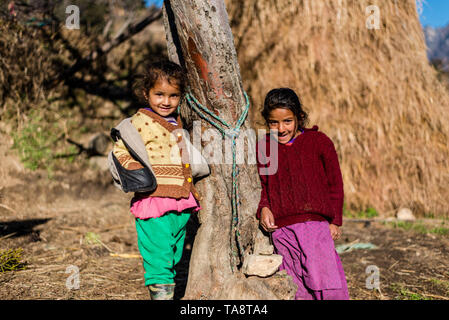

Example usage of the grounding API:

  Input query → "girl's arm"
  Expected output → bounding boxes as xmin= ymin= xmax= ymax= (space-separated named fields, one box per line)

xmin=329 ymin=223 xmax=342 ymax=240
xmin=319 ymin=133 xmax=344 ymax=226
xmin=255 ymin=139 xmax=272 ymax=220
xmin=256 ymin=172 xmax=271 ymax=220
xmin=113 ymin=138 xmax=144 ymax=170
xmin=260 ymin=207 xmax=278 ymax=232
xmin=256 ymin=164 xmax=278 ymax=232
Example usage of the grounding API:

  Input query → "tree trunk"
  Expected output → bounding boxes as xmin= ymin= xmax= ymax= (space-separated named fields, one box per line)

xmin=162 ymin=0 xmax=296 ymax=299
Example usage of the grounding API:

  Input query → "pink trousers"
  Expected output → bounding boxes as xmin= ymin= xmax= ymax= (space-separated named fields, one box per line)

xmin=272 ymin=221 xmax=350 ymax=300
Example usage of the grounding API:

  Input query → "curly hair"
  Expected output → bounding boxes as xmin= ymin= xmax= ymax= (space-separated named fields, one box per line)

xmin=133 ymin=60 xmax=187 ymax=104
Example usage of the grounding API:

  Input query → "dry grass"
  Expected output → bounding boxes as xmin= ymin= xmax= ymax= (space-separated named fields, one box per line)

xmin=0 ymin=21 xmax=50 ymax=119
xmin=225 ymin=0 xmax=449 ymax=218
xmin=0 ymin=20 xmax=100 ymax=126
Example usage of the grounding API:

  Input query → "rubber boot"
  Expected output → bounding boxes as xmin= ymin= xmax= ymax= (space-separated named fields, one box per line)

xmin=148 ymin=283 xmax=175 ymax=300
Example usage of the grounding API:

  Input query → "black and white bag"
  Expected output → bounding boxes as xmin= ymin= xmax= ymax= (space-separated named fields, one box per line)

xmin=108 ymin=118 xmax=210 ymax=193
xmin=108 ymin=118 xmax=157 ymax=193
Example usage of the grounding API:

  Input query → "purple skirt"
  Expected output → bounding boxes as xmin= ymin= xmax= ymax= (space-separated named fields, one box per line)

xmin=272 ymin=221 xmax=349 ymax=300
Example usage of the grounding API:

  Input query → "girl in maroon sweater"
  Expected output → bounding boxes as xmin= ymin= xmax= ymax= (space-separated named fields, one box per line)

xmin=256 ymin=88 xmax=349 ymax=300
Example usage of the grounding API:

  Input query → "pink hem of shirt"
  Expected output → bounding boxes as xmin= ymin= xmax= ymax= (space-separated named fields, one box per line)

xmin=130 ymin=192 xmax=201 ymax=219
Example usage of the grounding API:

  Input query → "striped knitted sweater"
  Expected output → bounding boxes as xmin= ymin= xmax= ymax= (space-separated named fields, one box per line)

xmin=113 ymin=109 xmax=201 ymax=201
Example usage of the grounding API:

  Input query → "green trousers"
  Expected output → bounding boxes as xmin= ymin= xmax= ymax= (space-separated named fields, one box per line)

xmin=135 ymin=210 xmax=191 ymax=286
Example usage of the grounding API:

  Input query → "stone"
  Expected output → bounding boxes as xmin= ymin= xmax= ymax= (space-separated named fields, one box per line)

xmin=396 ymin=208 xmax=416 ymax=221
xmin=87 ymin=133 xmax=110 ymax=156
xmin=253 ymin=229 xmax=274 ymax=255
xmin=242 ymin=253 xmax=283 ymax=278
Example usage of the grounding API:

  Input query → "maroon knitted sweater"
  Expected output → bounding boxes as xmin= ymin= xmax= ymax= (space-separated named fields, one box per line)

xmin=256 ymin=126 xmax=344 ymax=228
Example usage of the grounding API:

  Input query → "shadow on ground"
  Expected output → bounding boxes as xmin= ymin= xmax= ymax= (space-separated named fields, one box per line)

xmin=0 ymin=218 xmax=51 ymax=241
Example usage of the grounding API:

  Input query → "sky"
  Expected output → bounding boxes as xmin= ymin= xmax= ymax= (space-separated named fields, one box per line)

xmin=145 ymin=0 xmax=163 ymax=8
xmin=419 ymin=0 xmax=449 ymax=27
xmin=145 ymin=0 xmax=449 ymax=28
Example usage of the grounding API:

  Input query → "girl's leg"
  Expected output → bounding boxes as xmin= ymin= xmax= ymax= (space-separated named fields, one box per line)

xmin=170 ymin=211 xmax=191 ymax=272
xmin=271 ymin=227 xmax=315 ymax=300
xmin=135 ymin=210 xmax=191 ymax=287
xmin=273 ymin=221 xmax=349 ymax=300
xmin=315 ymin=251 xmax=349 ymax=300
xmin=135 ymin=215 xmax=176 ymax=287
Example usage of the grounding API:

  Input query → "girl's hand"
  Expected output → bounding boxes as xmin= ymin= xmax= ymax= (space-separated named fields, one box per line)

xmin=260 ymin=207 xmax=278 ymax=233
xmin=329 ymin=224 xmax=342 ymax=240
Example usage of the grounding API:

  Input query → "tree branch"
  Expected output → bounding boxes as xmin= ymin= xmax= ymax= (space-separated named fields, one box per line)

xmin=46 ymin=8 xmax=162 ymax=88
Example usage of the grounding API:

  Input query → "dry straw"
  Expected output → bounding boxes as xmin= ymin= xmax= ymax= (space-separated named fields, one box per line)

xmin=225 ymin=0 xmax=449 ymax=217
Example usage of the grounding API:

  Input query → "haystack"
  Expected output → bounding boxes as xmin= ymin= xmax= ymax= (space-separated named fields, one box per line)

xmin=225 ymin=0 xmax=449 ymax=217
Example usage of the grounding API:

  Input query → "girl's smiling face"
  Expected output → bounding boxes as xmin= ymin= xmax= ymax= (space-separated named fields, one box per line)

xmin=267 ymin=107 xmax=300 ymax=144
xmin=145 ymin=78 xmax=181 ymax=117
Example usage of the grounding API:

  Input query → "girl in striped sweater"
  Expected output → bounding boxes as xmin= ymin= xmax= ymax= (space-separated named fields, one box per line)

xmin=113 ymin=60 xmax=201 ymax=300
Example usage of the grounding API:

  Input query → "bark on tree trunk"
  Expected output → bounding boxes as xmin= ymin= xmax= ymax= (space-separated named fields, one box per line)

xmin=162 ymin=0 xmax=296 ymax=299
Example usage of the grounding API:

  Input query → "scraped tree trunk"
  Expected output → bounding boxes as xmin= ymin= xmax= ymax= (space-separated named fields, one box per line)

xmin=162 ymin=0 xmax=296 ymax=299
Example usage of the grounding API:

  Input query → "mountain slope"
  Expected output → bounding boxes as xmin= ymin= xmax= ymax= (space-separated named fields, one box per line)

xmin=424 ymin=24 xmax=449 ymax=69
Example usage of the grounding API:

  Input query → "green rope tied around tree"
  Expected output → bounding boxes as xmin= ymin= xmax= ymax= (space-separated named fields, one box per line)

xmin=185 ymin=91 xmax=250 ymax=272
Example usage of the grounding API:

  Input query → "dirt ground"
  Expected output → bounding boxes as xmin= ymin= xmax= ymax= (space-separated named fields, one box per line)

xmin=1 ymin=153 xmax=448 ymax=300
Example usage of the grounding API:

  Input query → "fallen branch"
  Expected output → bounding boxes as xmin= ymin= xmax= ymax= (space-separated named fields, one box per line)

xmin=0 ymin=232 xmax=18 ymax=241
xmin=423 ymin=293 xmax=449 ymax=300
xmin=0 ymin=204 xmax=16 ymax=214
xmin=109 ymin=253 xmax=140 ymax=259
xmin=96 ymin=239 xmax=114 ymax=253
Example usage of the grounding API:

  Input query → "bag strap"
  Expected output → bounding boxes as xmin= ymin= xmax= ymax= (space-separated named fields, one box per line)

xmin=111 ymin=118 xmax=154 ymax=175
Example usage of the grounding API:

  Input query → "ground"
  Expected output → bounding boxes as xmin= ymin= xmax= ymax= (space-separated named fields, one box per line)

xmin=0 ymin=152 xmax=448 ymax=300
